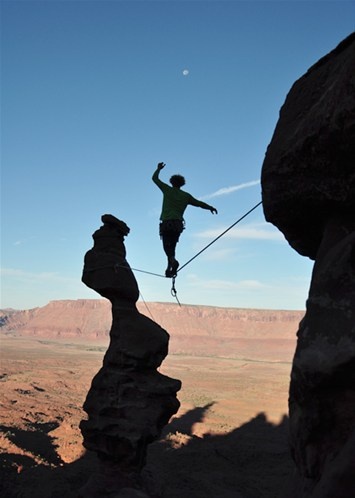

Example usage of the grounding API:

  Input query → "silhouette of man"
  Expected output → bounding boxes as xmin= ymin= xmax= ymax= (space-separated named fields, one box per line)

xmin=152 ymin=162 xmax=218 ymax=277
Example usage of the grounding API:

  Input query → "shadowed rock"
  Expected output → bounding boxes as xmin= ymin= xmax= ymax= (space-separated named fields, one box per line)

xmin=79 ymin=214 xmax=181 ymax=497
xmin=262 ymin=33 xmax=355 ymax=259
xmin=261 ymin=34 xmax=355 ymax=497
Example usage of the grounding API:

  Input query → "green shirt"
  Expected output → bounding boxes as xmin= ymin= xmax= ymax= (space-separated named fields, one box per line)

xmin=152 ymin=170 xmax=206 ymax=221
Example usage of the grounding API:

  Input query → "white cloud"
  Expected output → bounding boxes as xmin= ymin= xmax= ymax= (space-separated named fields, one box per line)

xmin=194 ymin=222 xmax=284 ymax=241
xmin=201 ymin=248 xmax=236 ymax=262
xmin=0 ymin=267 xmax=77 ymax=284
xmin=1 ymin=267 xmax=97 ymax=309
xmin=13 ymin=236 xmax=36 ymax=246
xmin=186 ymin=274 xmax=266 ymax=291
xmin=201 ymin=180 xmax=260 ymax=200
xmin=179 ymin=273 xmax=309 ymax=310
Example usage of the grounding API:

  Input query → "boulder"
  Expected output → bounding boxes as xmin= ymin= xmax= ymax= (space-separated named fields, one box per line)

xmin=261 ymin=35 xmax=355 ymax=497
xmin=261 ymin=33 xmax=355 ymax=259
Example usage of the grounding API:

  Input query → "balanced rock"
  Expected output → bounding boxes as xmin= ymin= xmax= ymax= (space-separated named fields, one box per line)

xmin=261 ymin=35 xmax=355 ymax=497
xmin=79 ymin=214 xmax=181 ymax=497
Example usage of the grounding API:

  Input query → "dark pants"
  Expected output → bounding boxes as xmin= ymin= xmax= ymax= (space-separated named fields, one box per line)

xmin=159 ymin=220 xmax=184 ymax=261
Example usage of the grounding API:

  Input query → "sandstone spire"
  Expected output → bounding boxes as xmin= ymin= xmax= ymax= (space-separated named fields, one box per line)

xmin=79 ymin=214 xmax=181 ymax=497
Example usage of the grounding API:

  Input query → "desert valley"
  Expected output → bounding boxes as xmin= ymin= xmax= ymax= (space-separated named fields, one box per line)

xmin=0 ymin=300 xmax=304 ymax=497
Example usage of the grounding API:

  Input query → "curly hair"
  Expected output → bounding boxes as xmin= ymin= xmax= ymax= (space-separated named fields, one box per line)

xmin=170 ymin=174 xmax=186 ymax=188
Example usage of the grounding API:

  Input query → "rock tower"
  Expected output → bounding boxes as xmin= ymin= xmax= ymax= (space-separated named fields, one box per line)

xmin=79 ymin=214 xmax=181 ymax=497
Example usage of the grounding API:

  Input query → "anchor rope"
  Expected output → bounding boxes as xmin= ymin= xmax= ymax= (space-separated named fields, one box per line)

xmin=177 ymin=200 xmax=263 ymax=273
xmin=139 ymin=291 xmax=156 ymax=321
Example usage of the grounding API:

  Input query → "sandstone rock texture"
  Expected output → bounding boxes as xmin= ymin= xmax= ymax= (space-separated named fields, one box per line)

xmin=79 ymin=214 xmax=181 ymax=497
xmin=261 ymin=34 xmax=355 ymax=497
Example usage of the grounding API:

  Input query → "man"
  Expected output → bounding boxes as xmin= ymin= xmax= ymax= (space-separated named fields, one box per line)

xmin=152 ymin=162 xmax=218 ymax=277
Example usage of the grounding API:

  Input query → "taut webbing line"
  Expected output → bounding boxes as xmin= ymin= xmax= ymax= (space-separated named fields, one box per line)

xmin=85 ymin=201 xmax=262 ymax=306
xmin=130 ymin=267 xmax=166 ymax=278
xmin=177 ymin=200 xmax=262 ymax=273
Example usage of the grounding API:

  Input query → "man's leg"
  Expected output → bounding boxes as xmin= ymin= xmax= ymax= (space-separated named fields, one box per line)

xmin=162 ymin=232 xmax=179 ymax=276
xmin=160 ymin=220 xmax=184 ymax=277
xmin=162 ymin=234 xmax=176 ymax=260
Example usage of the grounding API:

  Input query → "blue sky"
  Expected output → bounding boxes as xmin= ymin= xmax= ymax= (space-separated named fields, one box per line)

xmin=1 ymin=0 xmax=354 ymax=310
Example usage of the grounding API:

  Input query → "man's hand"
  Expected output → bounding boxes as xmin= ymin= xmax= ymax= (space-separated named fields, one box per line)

xmin=210 ymin=206 xmax=218 ymax=215
xmin=157 ymin=162 xmax=166 ymax=170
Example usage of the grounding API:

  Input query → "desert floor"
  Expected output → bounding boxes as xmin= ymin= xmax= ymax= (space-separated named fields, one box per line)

xmin=0 ymin=336 xmax=296 ymax=497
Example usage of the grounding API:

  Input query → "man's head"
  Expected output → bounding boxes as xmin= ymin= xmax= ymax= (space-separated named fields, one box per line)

xmin=170 ymin=174 xmax=186 ymax=188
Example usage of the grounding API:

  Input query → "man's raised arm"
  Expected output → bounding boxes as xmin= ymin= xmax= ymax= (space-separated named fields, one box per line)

xmin=152 ymin=162 xmax=166 ymax=186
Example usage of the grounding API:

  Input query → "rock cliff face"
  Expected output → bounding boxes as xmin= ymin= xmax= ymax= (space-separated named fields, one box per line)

xmin=261 ymin=34 xmax=355 ymax=497
xmin=0 ymin=301 xmax=305 ymax=362
xmin=0 ymin=300 xmax=304 ymax=340
xmin=79 ymin=214 xmax=181 ymax=497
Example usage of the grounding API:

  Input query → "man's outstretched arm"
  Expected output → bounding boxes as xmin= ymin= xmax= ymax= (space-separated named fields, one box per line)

xmin=189 ymin=197 xmax=218 ymax=214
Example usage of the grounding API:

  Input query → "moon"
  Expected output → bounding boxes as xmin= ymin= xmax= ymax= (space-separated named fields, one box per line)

xmin=182 ymin=69 xmax=189 ymax=76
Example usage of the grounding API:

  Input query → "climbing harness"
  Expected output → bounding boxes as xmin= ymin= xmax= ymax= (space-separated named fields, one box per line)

xmin=159 ymin=219 xmax=185 ymax=237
